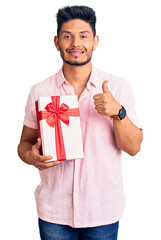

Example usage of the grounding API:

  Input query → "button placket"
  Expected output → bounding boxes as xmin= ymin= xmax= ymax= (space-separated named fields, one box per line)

xmin=72 ymin=85 xmax=91 ymax=226
xmin=72 ymin=158 xmax=81 ymax=226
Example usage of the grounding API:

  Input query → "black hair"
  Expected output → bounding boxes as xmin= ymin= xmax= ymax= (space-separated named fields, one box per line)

xmin=56 ymin=5 xmax=96 ymax=37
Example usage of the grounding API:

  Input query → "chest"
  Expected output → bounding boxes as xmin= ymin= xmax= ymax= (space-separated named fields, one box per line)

xmin=74 ymin=86 xmax=86 ymax=100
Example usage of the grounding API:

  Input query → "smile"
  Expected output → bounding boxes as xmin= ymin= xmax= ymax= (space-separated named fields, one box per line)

xmin=68 ymin=51 xmax=84 ymax=57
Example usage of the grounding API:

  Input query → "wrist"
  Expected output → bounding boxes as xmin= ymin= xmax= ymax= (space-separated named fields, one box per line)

xmin=115 ymin=104 xmax=122 ymax=116
xmin=111 ymin=105 xmax=127 ymax=120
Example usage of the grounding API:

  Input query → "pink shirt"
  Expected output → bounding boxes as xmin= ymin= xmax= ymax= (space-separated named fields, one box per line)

xmin=24 ymin=65 xmax=141 ymax=228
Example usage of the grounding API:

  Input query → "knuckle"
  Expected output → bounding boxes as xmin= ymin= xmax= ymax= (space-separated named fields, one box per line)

xmin=34 ymin=161 xmax=39 ymax=167
xmin=32 ymin=154 xmax=38 ymax=162
xmin=102 ymin=105 xmax=106 ymax=111
xmin=43 ymin=162 xmax=49 ymax=168
xmin=104 ymin=107 xmax=108 ymax=114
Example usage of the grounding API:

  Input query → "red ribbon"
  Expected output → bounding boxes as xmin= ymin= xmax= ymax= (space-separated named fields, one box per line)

xmin=39 ymin=96 xmax=79 ymax=160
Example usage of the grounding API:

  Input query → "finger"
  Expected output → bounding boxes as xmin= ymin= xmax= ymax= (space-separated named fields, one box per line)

xmin=95 ymin=105 xmax=103 ymax=111
xmin=36 ymin=160 xmax=61 ymax=169
xmin=93 ymin=94 xmax=103 ymax=100
xmin=36 ymin=154 xmax=53 ymax=162
xmin=102 ymin=80 xmax=109 ymax=93
xmin=32 ymin=146 xmax=53 ymax=161
xmin=32 ymin=139 xmax=53 ymax=161
xmin=33 ymin=138 xmax=42 ymax=154
xmin=42 ymin=160 xmax=61 ymax=169
xmin=35 ymin=138 xmax=42 ymax=149
xmin=94 ymin=99 xmax=103 ymax=106
xmin=97 ymin=110 xmax=105 ymax=115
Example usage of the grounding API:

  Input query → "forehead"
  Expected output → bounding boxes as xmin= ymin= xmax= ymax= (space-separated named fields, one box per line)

xmin=60 ymin=19 xmax=93 ymax=34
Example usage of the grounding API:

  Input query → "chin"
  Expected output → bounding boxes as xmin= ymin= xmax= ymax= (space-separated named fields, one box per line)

xmin=63 ymin=58 xmax=92 ymax=66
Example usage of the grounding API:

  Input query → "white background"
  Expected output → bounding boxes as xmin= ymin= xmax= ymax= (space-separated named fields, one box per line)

xmin=0 ymin=0 xmax=161 ymax=239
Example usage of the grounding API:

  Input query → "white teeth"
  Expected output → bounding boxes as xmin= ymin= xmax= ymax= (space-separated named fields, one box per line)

xmin=68 ymin=51 xmax=84 ymax=53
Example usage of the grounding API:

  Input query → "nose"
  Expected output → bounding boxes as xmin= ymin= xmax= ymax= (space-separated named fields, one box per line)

xmin=71 ymin=35 xmax=81 ymax=48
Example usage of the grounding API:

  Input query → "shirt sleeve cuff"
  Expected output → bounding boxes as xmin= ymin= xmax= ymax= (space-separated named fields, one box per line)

xmin=128 ymin=116 xmax=143 ymax=130
xmin=23 ymin=118 xmax=37 ymax=129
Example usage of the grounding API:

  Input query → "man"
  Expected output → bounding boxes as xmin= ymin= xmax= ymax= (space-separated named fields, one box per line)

xmin=18 ymin=5 xmax=143 ymax=240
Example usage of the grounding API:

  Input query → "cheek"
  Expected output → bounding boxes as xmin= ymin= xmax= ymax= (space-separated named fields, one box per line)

xmin=58 ymin=40 xmax=68 ymax=50
xmin=85 ymin=42 xmax=95 ymax=51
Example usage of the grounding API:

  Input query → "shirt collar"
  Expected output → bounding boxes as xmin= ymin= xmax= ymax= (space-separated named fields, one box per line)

xmin=56 ymin=64 xmax=98 ymax=88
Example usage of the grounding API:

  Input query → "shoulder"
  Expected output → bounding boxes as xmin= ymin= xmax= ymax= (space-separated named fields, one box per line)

xmin=108 ymin=74 xmax=132 ymax=92
xmin=95 ymin=66 xmax=133 ymax=100
xmin=29 ymin=72 xmax=58 ymax=100
xmin=31 ymin=73 xmax=57 ymax=93
xmin=94 ymin=66 xmax=130 ymax=87
xmin=108 ymin=74 xmax=133 ymax=102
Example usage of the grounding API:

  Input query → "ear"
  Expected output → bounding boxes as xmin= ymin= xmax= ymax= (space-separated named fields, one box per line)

xmin=54 ymin=36 xmax=60 ymax=51
xmin=93 ymin=35 xmax=99 ymax=51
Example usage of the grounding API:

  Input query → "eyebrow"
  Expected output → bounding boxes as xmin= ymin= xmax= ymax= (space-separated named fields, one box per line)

xmin=61 ymin=30 xmax=91 ymax=35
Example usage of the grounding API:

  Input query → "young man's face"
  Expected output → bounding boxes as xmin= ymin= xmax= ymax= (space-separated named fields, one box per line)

xmin=54 ymin=19 xmax=99 ymax=66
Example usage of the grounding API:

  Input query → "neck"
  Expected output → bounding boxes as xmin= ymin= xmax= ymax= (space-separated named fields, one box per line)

xmin=62 ymin=61 xmax=92 ymax=88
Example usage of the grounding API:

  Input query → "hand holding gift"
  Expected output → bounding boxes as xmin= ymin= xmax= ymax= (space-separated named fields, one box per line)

xmin=27 ymin=138 xmax=61 ymax=170
xmin=93 ymin=80 xmax=121 ymax=117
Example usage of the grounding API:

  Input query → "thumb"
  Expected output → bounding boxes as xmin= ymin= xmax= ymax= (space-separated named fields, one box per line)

xmin=36 ymin=138 xmax=42 ymax=149
xmin=102 ymin=80 xmax=109 ymax=93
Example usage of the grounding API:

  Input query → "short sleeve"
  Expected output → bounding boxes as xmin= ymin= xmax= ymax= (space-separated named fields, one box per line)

xmin=23 ymin=86 xmax=37 ymax=129
xmin=118 ymin=80 xmax=142 ymax=129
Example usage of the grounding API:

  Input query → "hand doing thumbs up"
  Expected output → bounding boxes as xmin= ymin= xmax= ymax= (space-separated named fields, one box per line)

xmin=93 ymin=80 xmax=121 ymax=117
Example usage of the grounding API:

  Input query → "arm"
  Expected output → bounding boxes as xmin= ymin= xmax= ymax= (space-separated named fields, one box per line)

xmin=93 ymin=80 xmax=143 ymax=156
xmin=17 ymin=125 xmax=61 ymax=170
xmin=113 ymin=115 xmax=143 ymax=156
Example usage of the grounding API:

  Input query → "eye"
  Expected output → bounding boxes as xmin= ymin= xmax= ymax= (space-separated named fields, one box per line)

xmin=64 ymin=35 xmax=72 ymax=39
xmin=81 ymin=35 xmax=87 ymax=39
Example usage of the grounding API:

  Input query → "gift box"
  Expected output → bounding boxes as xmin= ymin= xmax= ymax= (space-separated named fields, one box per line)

xmin=35 ymin=95 xmax=84 ymax=161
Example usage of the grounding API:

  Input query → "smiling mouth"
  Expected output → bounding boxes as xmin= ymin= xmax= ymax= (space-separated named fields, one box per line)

xmin=68 ymin=51 xmax=85 ymax=57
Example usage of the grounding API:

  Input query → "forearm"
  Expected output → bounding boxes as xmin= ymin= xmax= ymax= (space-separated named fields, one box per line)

xmin=113 ymin=115 xmax=143 ymax=156
xmin=17 ymin=141 xmax=33 ymax=165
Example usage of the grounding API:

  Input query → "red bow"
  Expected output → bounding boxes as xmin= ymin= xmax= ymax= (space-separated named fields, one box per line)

xmin=38 ymin=96 xmax=79 ymax=160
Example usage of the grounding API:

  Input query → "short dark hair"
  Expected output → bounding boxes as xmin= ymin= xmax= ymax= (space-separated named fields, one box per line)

xmin=56 ymin=5 xmax=96 ymax=37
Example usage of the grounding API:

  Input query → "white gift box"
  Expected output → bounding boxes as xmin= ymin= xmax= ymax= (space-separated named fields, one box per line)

xmin=35 ymin=95 xmax=84 ymax=161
